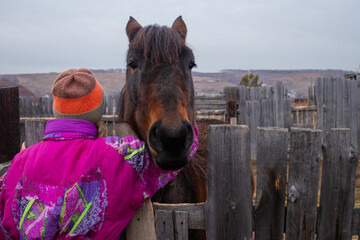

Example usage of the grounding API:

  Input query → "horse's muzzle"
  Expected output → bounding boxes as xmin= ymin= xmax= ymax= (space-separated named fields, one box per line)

xmin=148 ymin=120 xmax=194 ymax=170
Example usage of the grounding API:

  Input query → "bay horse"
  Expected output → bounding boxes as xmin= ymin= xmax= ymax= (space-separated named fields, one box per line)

xmin=118 ymin=16 xmax=208 ymax=239
xmin=118 ymin=17 xmax=254 ymax=239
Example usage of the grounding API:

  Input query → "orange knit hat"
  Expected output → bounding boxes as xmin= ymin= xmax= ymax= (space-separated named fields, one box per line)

xmin=52 ymin=68 xmax=105 ymax=123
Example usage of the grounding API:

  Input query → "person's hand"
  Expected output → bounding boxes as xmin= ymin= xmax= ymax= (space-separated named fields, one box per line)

xmin=20 ymin=142 xmax=26 ymax=151
xmin=116 ymin=123 xmax=138 ymax=138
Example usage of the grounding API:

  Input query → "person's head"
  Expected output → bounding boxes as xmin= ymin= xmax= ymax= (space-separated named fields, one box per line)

xmin=52 ymin=68 xmax=107 ymax=137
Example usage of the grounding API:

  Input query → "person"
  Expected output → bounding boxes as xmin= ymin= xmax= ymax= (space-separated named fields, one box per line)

xmin=0 ymin=69 xmax=199 ymax=239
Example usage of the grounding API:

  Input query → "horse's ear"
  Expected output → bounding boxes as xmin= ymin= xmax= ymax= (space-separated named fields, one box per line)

xmin=126 ymin=16 xmax=142 ymax=41
xmin=171 ymin=16 xmax=187 ymax=40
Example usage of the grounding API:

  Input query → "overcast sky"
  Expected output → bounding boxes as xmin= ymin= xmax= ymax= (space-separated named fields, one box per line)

xmin=1 ymin=0 xmax=359 ymax=74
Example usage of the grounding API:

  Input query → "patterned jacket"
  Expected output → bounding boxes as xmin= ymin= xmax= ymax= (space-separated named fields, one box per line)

xmin=0 ymin=119 xmax=198 ymax=239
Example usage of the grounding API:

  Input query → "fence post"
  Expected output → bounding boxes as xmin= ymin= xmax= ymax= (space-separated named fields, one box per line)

xmin=205 ymin=125 xmax=252 ymax=240
xmin=255 ymin=127 xmax=289 ymax=240
xmin=285 ymin=128 xmax=322 ymax=240
xmin=25 ymin=120 xmax=46 ymax=147
xmin=317 ymin=128 xmax=359 ymax=240
xmin=155 ymin=210 xmax=175 ymax=240
xmin=224 ymin=87 xmax=238 ymax=124
xmin=274 ymin=82 xmax=284 ymax=127
xmin=0 ymin=87 xmax=19 ymax=164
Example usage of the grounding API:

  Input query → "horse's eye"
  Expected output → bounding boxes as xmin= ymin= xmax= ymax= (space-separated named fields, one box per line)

xmin=188 ymin=62 xmax=196 ymax=70
xmin=128 ymin=61 xmax=138 ymax=70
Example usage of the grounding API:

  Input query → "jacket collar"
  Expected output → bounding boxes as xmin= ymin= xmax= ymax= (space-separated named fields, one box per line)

xmin=44 ymin=119 xmax=98 ymax=140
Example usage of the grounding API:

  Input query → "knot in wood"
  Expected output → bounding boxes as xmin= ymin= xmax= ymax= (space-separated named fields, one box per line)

xmin=349 ymin=148 xmax=358 ymax=163
xmin=288 ymin=185 xmax=299 ymax=203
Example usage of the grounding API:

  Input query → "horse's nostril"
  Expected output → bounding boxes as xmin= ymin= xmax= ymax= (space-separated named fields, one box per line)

xmin=148 ymin=121 xmax=163 ymax=153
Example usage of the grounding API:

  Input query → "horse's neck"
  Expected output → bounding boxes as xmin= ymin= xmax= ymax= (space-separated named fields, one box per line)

xmin=118 ymin=89 xmax=126 ymax=123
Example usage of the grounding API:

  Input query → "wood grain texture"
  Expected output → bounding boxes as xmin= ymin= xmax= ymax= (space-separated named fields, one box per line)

xmin=255 ymin=127 xmax=289 ymax=240
xmin=317 ymin=128 xmax=359 ymax=240
xmin=205 ymin=125 xmax=252 ymax=240
xmin=0 ymin=87 xmax=19 ymax=163
xmin=285 ymin=128 xmax=322 ymax=240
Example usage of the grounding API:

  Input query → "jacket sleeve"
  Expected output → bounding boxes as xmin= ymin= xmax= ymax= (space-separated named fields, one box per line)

xmin=105 ymin=123 xmax=199 ymax=201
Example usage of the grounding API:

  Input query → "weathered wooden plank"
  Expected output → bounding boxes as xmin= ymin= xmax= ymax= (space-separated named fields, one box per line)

xmin=260 ymin=99 xmax=274 ymax=127
xmin=0 ymin=87 xmax=19 ymax=163
xmin=106 ymin=95 xmax=114 ymax=115
xmin=250 ymin=87 xmax=256 ymax=100
xmin=196 ymin=110 xmax=225 ymax=116
xmin=24 ymin=97 xmax=33 ymax=117
xmin=308 ymin=85 xmax=315 ymax=106
xmin=323 ymin=78 xmax=336 ymax=136
xmin=283 ymin=98 xmax=292 ymax=129
xmin=224 ymin=87 xmax=238 ymax=123
xmin=292 ymin=105 xmax=317 ymax=111
xmin=205 ymin=125 xmax=252 ymax=240
xmin=351 ymin=207 xmax=360 ymax=236
xmin=126 ymin=201 xmax=157 ymax=240
xmin=195 ymin=95 xmax=225 ymax=101
xmin=285 ymin=128 xmax=322 ymax=240
xmin=315 ymin=78 xmax=324 ymax=131
xmin=348 ymin=80 xmax=358 ymax=149
xmin=155 ymin=210 xmax=175 ymax=240
xmin=342 ymin=79 xmax=350 ymax=129
xmin=254 ymin=127 xmax=289 ymax=240
xmin=195 ymin=100 xmax=226 ymax=106
xmin=335 ymin=78 xmax=344 ymax=128
xmin=152 ymin=203 xmax=205 ymax=230
xmin=357 ymin=80 xmax=360 ymax=153
xmin=249 ymin=101 xmax=260 ymax=159
xmin=274 ymin=82 xmax=284 ymax=127
xmin=174 ymin=211 xmax=188 ymax=240
xmin=25 ymin=120 xmax=46 ymax=147
xmin=317 ymin=128 xmax=359 ymax=240
xmin=238 ymin=86 xmax=248 ymax=125
xmin=196 ymin=104 xmax=225 ymax=110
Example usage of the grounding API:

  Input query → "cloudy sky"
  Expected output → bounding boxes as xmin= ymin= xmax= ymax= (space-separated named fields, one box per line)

xmin=0 ymin=0 xmax=359 ymax=74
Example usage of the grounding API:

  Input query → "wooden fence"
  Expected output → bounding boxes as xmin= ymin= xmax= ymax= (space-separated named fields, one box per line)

xmin=3 ymin=83 xmax=360 ymax=239
xmin=18 ymin=120 xmax=360 ymax=239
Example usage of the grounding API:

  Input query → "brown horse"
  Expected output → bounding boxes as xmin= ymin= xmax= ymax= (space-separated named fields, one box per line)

xmin=119 ymin=17 xmax=255 ymax=239
xmin=118 ymin=16 xmax=210 ymax=239
xmin=119 ymin=16 xmax=196 ymax=171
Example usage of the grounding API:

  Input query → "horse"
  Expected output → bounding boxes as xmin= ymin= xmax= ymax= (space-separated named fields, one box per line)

xmin=119 ymin=16 xmax=196 ymax=171
xmin=118 ymin=16 xmax=254 ymax=239
xmin=118 ymin=16 xmax=208 ymax=239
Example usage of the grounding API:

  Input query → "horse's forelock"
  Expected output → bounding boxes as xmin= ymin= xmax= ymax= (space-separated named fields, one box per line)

xmin=130 ymin=25 xmax=185 ymax=65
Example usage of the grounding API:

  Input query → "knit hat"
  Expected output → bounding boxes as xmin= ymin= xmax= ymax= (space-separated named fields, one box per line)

xmin=52 ymin=68 xmax=105 ymax=123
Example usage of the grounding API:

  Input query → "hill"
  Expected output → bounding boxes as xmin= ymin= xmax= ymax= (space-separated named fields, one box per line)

xmin=0 ymin=69 xmax=352 ymax=97
xmin=0 ymin=78 xmax=36 ymax=97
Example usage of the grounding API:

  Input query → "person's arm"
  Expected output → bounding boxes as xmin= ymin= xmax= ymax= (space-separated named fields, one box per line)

xmin=106 ymin=123 xmax=199 ymax=202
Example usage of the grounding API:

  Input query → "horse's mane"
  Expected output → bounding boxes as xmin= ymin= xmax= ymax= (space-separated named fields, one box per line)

xmin=129 ymin=25 xmax=185 ymax=65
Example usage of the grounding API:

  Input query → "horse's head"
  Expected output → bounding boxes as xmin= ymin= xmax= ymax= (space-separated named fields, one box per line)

xmin=121 ymin=16 xmax=196 ymax=170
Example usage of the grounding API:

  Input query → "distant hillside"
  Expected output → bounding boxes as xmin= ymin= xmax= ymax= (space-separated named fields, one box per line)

xmin=0 ymin=69 xmax=353 ymax=97
xmin=193 ymin=69 xmax=350 ymax=95
xmin=0 ymin=78 xmax=36 ymax=97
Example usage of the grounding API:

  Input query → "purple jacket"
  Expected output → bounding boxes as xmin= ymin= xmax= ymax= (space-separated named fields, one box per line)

xmin=0 ymin=119 xmax=198 ymax=239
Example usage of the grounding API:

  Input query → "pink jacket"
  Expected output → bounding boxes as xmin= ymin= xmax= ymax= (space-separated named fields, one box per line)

xmin=0 ymin=119 xmax=198 ymax=240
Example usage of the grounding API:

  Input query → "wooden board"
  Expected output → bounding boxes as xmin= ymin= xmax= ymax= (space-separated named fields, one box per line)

xmin=205 ymin=125 xmax=252 ymax=240
xmin=255 ymin=127 xmax=289 ymax=240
